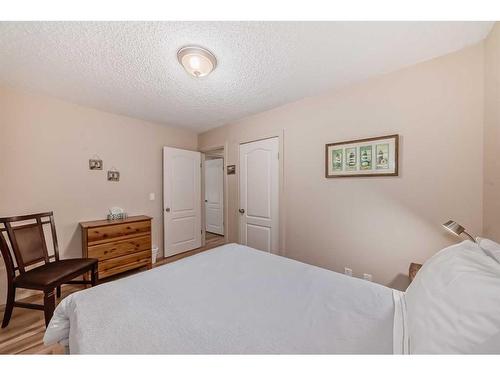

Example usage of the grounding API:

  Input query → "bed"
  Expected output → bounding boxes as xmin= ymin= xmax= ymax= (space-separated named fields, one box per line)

xmin=44 ymin=241 xmax=500 ymax=354
xmin=43 ymin=243 xmax=404 ymax=354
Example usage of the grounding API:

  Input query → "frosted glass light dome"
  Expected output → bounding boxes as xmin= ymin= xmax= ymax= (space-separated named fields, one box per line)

xmin=177 ymin=46 xmax=217 ymax=78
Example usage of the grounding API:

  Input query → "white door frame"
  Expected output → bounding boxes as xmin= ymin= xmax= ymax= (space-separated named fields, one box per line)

xmin=199 ymin=143 xmax=229 ymax=247
xmin=237 ymin=130 xmax=285 ymax=255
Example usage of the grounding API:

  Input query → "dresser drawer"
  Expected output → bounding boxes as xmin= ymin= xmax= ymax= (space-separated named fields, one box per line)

xmin=86 ymin=220 xmax=151 ymax=245
xmin=98 ymin=249 xmax=151 ymax=278
xmin=80 ymin=216 xmax=153 ymax=280
xmin=88 ymin=235 xmax=151 ymax=261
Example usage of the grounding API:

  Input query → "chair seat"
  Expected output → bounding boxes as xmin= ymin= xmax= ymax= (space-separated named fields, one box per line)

xmin=14 ymin=258 xmax=98 ymax=289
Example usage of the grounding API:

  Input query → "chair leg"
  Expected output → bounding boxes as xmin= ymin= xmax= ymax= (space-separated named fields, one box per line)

xmin=43 ymin=289 xmax=56 ymax=327
xmin=56 ymin=286 xmax=61 ymax=298
xmin=1 ymin=285 xmax=16 ymax=328
xmin=90 ymin=264 xmax=98 ymax=287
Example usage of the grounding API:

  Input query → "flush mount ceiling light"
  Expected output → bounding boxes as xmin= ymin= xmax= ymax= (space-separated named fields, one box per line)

xmin=177 ymin=46 xmax=217 ymax=78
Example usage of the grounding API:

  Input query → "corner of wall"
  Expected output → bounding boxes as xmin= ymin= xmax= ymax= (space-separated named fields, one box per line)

xmin=482 ymin=22 xmax=500 ymax=240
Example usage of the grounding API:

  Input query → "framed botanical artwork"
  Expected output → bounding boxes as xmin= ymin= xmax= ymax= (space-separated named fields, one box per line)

xmin=325 ymin=134 xmax=399 ymax=178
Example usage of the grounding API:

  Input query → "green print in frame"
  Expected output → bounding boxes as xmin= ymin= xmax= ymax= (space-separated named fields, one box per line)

xmin=332 ymin=149 xmax=343 ymax=171
xmin=376 ymin=144 xmax=389 ymax=169
xmin=325 ymin=134 xmax=398 ymax=177
xmin=345 ymin=147 xmax=357 ymax=171
xmin=360 ymin=145 xmax=372 ymax=170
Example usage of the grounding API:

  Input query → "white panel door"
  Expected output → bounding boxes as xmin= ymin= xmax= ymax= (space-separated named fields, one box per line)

xmin=239 ymin=137 xmax=279 ymax=253
xmin=204 ymin=158 xmax=224 ymax=235
xmin=163 ymin=147 xmax=201 ymax=257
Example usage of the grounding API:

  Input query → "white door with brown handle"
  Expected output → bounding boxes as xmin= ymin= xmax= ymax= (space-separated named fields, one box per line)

xmin=163 ymin=146 xmax=201 ymax=257
xmin=239 ymin=137 xmax=279 ymax=253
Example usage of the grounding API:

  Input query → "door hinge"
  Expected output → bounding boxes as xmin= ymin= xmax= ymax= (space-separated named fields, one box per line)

xmin=277 ymin=152 xmax=280 ymax=160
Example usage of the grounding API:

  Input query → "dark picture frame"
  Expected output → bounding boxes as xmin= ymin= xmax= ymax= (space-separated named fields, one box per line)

xmin=89 ymin=158 xmax=103 ymax=170
xmin=227 ymin=165 xmax=236 ymax=175
xmin=325 ymin=134 xmax=399 ymax=178
xmin=107 ymin=170 xmax=120 ymax=181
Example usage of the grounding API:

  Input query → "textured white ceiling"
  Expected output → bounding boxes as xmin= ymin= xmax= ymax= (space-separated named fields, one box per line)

xmin=0 ymin=22 xmax=494 ymax=132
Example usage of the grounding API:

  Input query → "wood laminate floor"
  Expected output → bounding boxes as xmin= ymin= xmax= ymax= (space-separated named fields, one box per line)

xmin=0 ymin=234 xmax=226 ymax=355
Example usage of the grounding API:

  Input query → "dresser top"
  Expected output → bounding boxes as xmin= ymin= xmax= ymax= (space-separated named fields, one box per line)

xmin=79 ymin=215 xmax=152 ymax=229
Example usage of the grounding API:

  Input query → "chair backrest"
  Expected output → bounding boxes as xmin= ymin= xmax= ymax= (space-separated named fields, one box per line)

xmin=0 ymin=212 xmax=60 ymax=275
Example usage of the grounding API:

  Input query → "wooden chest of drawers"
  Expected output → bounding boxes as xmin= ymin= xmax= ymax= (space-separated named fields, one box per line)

xmin=80 ymin=215 xmax=152 ymax=279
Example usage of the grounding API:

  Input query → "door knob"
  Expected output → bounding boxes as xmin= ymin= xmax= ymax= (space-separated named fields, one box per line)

xmin=239 ymin=208 xmax=245 ymax=214
xmin=165 ymin=208 xmax=171 ymax=212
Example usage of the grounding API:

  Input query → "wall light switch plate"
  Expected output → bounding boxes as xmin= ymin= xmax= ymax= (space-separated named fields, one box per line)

xmin=149 ymin=193 xmax=155 ymax=201
xmin=344 ymin=267 xmax=353 ymax=277
xmin=363 ymin=273 xmax=373 ymax=282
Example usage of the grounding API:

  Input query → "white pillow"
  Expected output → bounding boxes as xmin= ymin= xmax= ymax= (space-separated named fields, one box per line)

xmin=477 ymin=237 xmax=500 ymax=263
xmin=405 ymin=240 xmax=500 ymax=354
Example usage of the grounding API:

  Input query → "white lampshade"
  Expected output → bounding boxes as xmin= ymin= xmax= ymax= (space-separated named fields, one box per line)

xmin=177 ymin=46 xmax=217 ymax=78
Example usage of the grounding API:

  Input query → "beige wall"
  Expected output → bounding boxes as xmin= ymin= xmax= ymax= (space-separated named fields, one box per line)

xmin=484 ymin=23 xmax=500 ymax=241
xmin=0 ymin=36 xmax=490 ymax=303
xmin=199 ymin=44 xmax=485 ymax=289
xmin=0 ymin=86 xmax=197 ymax=301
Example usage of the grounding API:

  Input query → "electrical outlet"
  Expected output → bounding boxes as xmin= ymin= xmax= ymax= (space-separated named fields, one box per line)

xmin=363 ymin=273 xmax=372 ymax=282
xmin=149 ymin=193 xmax=155 ymax=201
xmin=344 ymin=267 xmax=353 ymax=277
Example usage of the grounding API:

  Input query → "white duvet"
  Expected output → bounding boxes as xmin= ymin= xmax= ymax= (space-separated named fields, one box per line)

xmin=44 ymin=244 xmax=402 ymax=354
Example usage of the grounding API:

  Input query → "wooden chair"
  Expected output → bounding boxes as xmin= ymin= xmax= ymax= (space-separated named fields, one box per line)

xmin=0 ymin=212 xmax=98 ymax=328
